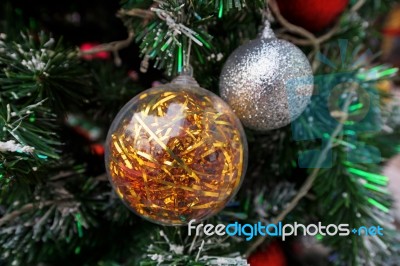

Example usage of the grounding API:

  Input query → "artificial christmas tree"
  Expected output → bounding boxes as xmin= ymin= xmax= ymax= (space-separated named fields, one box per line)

xmin=1 ymin=0 xmax=400 ymax=265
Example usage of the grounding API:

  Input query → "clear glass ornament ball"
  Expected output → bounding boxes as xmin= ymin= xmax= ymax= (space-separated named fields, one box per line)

xmin=105 ymin=75 xmax=248 ymax=225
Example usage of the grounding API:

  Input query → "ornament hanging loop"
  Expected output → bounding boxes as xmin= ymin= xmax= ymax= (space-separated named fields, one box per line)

xmin=172 ymin=66 xmax=199 ymax=87
xmin=261 ymin=0 xmax=275 ymax=39
xmin=176 ymin=39 xmax=197 ymax=87
xmin=262 ymin=20 xmax=276 ymax=39
xmin=181 ymin=64 xmax=193 ymax=77
xmin=183 ymin=39 xmax=193 ymax=74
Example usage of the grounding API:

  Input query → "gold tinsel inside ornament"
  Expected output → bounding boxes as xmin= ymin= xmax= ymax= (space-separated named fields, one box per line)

xmin=105 ymin=75 xmax=248 ymax=225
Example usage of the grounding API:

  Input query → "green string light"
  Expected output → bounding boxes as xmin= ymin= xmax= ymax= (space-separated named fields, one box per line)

xmin=177 ymin=45 xmax=183 ymax=73
xmin=344 ymin=130 xmax=356 ymax=136
xmin=75 ymin=214 xmax=83 ymax=238
xmin=195 ymin=34 xmax=211 ymax=49
xmin=218 ymin=0 xmax=224 ymax=18
xmin=367 ymin=198 xmax=389 ymax=213
xmin=379 ymin=68 xmax=398 ymax=77
xmin=74 ymin=246 xmax=81 ymax=254
xmin=29 ymin=114 xmax=36 ymax=123
xmin=349 ymin=103 xmax=363 ymax=112
xmin=363 ymin=183 xmax=388 ymax=194
xmin=194 ymin=45 xmax=205 ymax=64
xmin=348 ymin=168 xmax=388 ymax=185
xmin=161 ymin=40 xmax=170 ymax=52
xmin=343 ymin=161 xmax=354 ymax=167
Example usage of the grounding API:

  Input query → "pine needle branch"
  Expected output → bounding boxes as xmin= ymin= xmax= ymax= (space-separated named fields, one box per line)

xmin=245 ymin=83 xmax=357 ymax=258
xmin=0 ymin=200 xmax=58 ymax=226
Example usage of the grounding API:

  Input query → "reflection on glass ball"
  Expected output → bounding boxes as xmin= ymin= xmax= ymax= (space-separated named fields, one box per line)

xmin=105 ymin=75 xmax=248 ymax=225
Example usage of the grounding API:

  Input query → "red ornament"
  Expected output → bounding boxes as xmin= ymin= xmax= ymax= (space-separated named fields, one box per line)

xmin=381 ymin=6 xmax=400 ymax=66
xmin=382 ymin=6 xmax=400 ymax=37
xmin=248 ymin=241 xmax=287 ymax=266
xmin=277 ymin=0 xmax=349 ymax=33
xmin=80 ymin=42 xmax=110 ymax=60
xmin=90 ymin=143 xmax=105 ymax=156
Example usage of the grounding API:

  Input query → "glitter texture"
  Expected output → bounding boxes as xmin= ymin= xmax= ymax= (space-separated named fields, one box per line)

xmin=219 ymin=34 xmax=314 ymax=131
xmin=105 ymin=75 xmax=248 ymax=225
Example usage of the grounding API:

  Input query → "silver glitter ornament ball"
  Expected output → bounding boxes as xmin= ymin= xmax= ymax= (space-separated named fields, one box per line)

xmin=219 ymin=28 xmax=314 ymax=131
